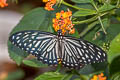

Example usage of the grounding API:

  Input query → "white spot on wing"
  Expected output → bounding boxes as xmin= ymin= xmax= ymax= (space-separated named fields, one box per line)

xmin=19 ymin=43 xmax=22 ymax=46
xmin=85 ymin=54 xmax=89 ymax=58
xmin=32 ymin=32 xmax=38 ymax=35
xmin=47 ymin=41 xmax=56 ymax=52
xmin=103 ymin=53 xmax=106 ymax=57
xmin=17 ymin=40 xmax=20 ymax=43
xmin=90 ymin=55 xmax=93 ymax=59
xmin=77 ymin=48 xmax=82 ymax=56
xmin=26 ymin=48 xmax=29 ymax=50
xmin=12 ymin=36 xmax=15 ymax=39
xmin=28 ymin=44 xmax=32 ymax=47
xmin=80 ymin=41 xmax=86 ymax=45
xmin=35 ymin=41 xmax=41 ymax=47
xmin=96 ymin=57 xmax=98 ymax=60
xmin=89 ymin=46 xmax=95 ymax=52
xmin=97 ymin=55 xmax=100 ymax=58
xmin=98 ymin=52 xmax=101 ymax=55
xmin=24 ymin=43 xmax=27 ymax=46
xmin=82 ymin=57 xmax=85 ymax=60
xmin=16 ymin=37 xmax=20 ymax=40
xmin=23 ymin=35 xmax=29 ymax=39
xmin=32 ymin=48 xmax=35 ymax=50
xmin=17 ymin=33 xmax=22 ymax=35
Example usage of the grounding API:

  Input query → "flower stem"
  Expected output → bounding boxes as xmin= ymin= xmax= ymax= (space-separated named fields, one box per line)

xmin=62 ymin=0 xmax=91 ymax=11
xmin=79 ymin=21 xmax=97 ymax=37
xmin=98 ymin=16 xmax=107 ymax=34
xmin=91 ymin=0 xmax=107 ymax=34
xmin=116 ymin=0 xmax=120 ymax=8
xmin=73 ymin=15 xmax=98 ymax=24
xmin=78 ymin=12 xmax=108 ymax=37
xmin=56 ymin=64 xmax=61 ymax=72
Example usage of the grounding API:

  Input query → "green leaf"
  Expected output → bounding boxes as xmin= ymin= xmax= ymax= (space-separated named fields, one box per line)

xmin=8 ymin=42 xmax=28 ymax=65
xmin=10 ymin=8 xmax=50 ymax=34
xmin=83 ymin=18 xmax=109 ymax=45
xmin=98 ymin=4 xmax=116 ymax=12
xmin=110 ymin=56 xmax=120 ymax=77
xmin=68 ymin=28 xmax=80 ymax=38
xmin=108 ymin=34 xmax=120 ymax=63
xmin=79 ymin=64 xmax=95 ymax=75
xmin=79 ymin=62 xmax=107 ymax=74
xmin=8 ymin=8 xmax=48 ymax=65
xmin=111 ymin=72 xmax=120 ymax=80
xmin=35 ymin=72 xmax=64 ymax=80
xmin=23 ymin=59 xmax=48 ymax=68
xmin=75 ymin=4 xmax=94 ymax=10
xmin=74 ymin=79 xmax=81 ymax=80
xmin=71 ymin=0 xmax=92 ymax=3
xmin=5 ymin=69 xmax=24 ymax=80
xmin=62 ymin=74 xmax=73 ymax=80
xmin=107 ymin=24 xmax=120 ymax=41
xmin=83 ymin=22 xmax=120 ymax=46
xmin=80 ymin=20 xmax=99 ymax=37
xmin=73 ymin=9 xmax=96 ymax=17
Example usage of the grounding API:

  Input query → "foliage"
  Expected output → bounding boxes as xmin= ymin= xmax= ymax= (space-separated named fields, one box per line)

xmin=5 ymin=69 xmax=25 ymax=80
xmin=7 ymin=0 xmax=120 ymax=80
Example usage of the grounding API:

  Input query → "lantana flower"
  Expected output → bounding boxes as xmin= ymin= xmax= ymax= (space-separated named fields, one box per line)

xmin=0 ymin=0 xmax=8 ymax=8
xmin=52 ymin=10 xmax=75 ymax=35
xmin=42 ymin=0 xmax=56 ymax=11
xmin=91 ymin=73 xmax=107 ymax=80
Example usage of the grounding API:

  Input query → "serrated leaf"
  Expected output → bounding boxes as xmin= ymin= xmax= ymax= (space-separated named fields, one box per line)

xmin=73 ymin=9 xmax=96 ymax=17
xmin=108 ymin=34 xmax=120 ymax=63
xmin=23 ymin=59 xmax=48 ymax=68
xmin=8 ymin=42 xmax=28 ymax=65
xmin=98 ymin=4 xmax=116 ymax=12
xmin=71 ymin=0 xmax=92 ymax=3
xmin=35 ymin=72 xmax=64 ymax=80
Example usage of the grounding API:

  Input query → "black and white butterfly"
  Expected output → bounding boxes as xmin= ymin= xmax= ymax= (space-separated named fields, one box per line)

xmin=9 ymin=30 xmax=107 ymax=69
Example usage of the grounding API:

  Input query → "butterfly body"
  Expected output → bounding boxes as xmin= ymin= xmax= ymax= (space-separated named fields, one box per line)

xmin=9 ymin=30 xmax=107 ymax=69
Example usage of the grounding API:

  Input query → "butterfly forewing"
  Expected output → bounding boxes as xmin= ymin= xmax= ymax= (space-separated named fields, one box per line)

xmin=9 ymin=30 xmax=60 ymax=65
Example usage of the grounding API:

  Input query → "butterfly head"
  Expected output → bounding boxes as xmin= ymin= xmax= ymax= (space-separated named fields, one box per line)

xmin=57 ymin=29 xmax=62 ymax=36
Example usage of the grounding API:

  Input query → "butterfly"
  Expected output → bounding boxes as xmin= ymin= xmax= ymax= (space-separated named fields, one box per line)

xmin=9 ymin=30 xmax=107 ymax=69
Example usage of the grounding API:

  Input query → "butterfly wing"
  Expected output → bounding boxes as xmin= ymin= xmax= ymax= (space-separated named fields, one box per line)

xmin=9 ymin=30 xmax=59 ymax=65
xmin=61 ymin=36 xmax=107 ymax=69
xmin=9 ymin=30 xmax=107 ymax=69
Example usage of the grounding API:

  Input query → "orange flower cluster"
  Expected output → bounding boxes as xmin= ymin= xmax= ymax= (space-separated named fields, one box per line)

xmin=53 ymin=10 xmax=75 ymax=35
xmin=91 ymin=73 xmax=107 ymax=80
xmin=42 ymin=0 xmax=56 ymax=11
xmin=0 ymin=0 xmax=8 ymax=8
